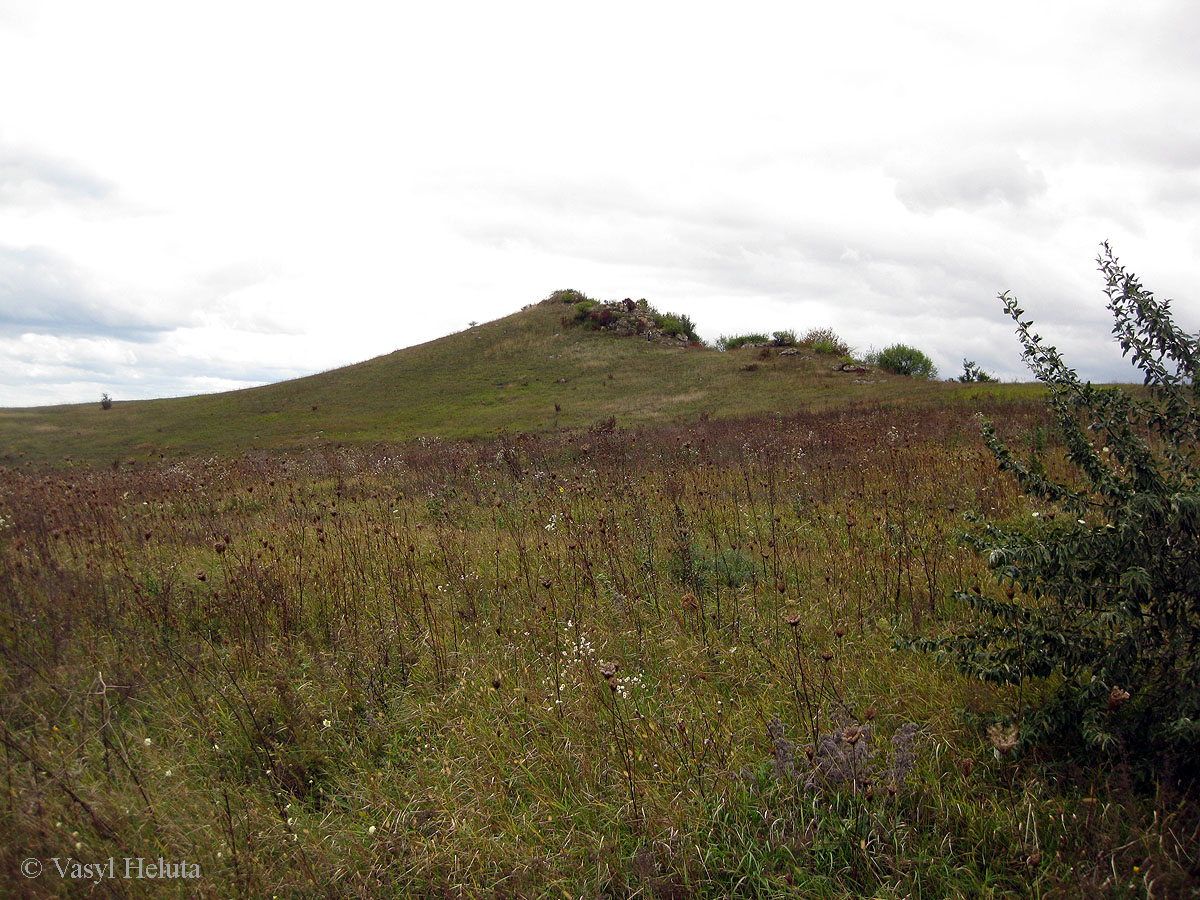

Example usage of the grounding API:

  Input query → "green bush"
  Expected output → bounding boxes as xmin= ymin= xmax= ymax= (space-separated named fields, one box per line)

xmin=572 ymin=300 xmax=599 ymax=324
xmin=716 ymin=333 xmax=770 ymax=351
xmin=869 ymin=344 xmax=938 ymax=378
xmin=771 ymin=329 xmax=798 ymax=347
xmin=656 ymin=311 xmax=699 ymax=342
xmin=800 ymin=327 xmax=849 ymax=356
xmin=547 ymin=289 xmax=592 ymax=305
xmin=913 ymin=245 xmax=1200 ymax=777
xmin=958 ymin=359 xmax=998 ymax=382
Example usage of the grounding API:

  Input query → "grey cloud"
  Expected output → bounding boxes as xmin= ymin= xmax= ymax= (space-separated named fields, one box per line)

xmin=0 ymin=330 xmax=309 ymax=407
xmin=449 ymin=171 xmax=1152 ymax=384
xmin=0 ymin=147 xmax=115 ymax=210
xmin=0 ymin=244 xmax=185 ymax=340
xmin=890 ymin=151 xmax=1048 ymax=214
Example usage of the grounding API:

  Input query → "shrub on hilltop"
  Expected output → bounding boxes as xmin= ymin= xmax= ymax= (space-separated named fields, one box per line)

xmin=800 ymin=327 xmax=850 ymax=356
xmin=545 ymin=288 xmax=593 ymax=305
xmin=716 ymin=333 xmax=771 ymax=351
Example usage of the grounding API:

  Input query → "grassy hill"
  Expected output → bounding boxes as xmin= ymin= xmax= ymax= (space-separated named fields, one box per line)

xmin=0 ymin=298 xmax=1038 ymax=464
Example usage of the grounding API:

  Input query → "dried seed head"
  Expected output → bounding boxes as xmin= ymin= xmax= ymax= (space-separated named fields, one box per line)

xmin=599 ymin=661 xmax=619 ymax=680
xmin=784 ymin=612 xmax=802 ymax=628
xmin=214 ymin=542 xmax=226 ymax=554
xmin=820 ymin=649 xmax=835 ymax=662
xmin=988 ymin=723 xmax=1019 ymax=756
xmin=196 ymin=570 xmax=206 ymax=582
xmin=863 ymin=706 xmax=877 ymax=721
xmin=1107 ymin=686 xmax=1131 ymax=711
xmin=842 ymin=725 xmax=863 ymax=745
xmin=491 ymin=677 xmax=501 ymax=690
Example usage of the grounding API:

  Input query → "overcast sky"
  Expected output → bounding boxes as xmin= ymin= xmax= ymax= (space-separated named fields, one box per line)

xmin=2 ymin=1 xmax=1199 ymax=407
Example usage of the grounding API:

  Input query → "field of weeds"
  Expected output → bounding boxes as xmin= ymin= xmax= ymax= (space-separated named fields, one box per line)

xmin=2 ymin=399 xmax=1196 ymax=898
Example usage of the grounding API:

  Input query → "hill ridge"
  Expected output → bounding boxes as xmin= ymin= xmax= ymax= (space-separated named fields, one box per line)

xmin=0 ymin=297 xmax=1028 ymax=464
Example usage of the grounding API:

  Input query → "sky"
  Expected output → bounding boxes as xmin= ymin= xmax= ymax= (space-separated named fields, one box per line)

xmin=2 ymin=1 xmax=1199 ymax=407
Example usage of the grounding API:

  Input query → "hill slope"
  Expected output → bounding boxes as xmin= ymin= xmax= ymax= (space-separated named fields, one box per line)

xmin=0 ymin=299 xmax=1031 ymax=464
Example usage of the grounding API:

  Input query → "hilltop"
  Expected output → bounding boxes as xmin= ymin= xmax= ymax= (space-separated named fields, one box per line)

xmin=0 ymin=292 xmax=1033 ymax=464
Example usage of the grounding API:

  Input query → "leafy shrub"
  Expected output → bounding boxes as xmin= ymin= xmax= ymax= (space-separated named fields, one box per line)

xmin=668 ymin=544 xmax=756 ymax=591
xmin=771 ymin=329 xmax=798 ymax=347
xmin=913 ymin=245 xmax=1200 ymax=777
xmin=547 ymin=289 xmax=592 ymax=305
xmin=869 ymin=344 xmax=938 ymax=378
xmin=801 ymin=327 xmax=849 ymax=356
xmin=713 ymin=548 xmax=755 ymax=589
xmin=100 ymin=393 xmax=113 ymax=410
xmin=716 ymin=333 xmax=770 ymax=351
xmin=958 ymin=359 xmax=998 ymax=382
xmin=572 ymin=300 xmax=599 ymax=324
xmin=655 ymin=312 xmax=699 ymax=342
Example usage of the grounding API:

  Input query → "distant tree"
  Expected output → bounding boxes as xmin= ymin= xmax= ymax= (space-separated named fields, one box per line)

xmin=869 ymin=344 xmax=938 ymax=378
xmin=101 ymin=393 xmax=113 ymax=410
xmin=913 ymin=244 xmax=1200 ymax=778
xmin=958 ymin=358 xmax=998 ymax=382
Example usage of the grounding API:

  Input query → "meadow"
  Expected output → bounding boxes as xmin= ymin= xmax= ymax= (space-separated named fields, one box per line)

xmin=2 ymin=397 xmax=1195 ymax=898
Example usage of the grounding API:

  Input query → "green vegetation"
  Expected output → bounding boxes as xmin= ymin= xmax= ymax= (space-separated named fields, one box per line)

xmin=959 ymin=358 xmax=999 ymax=383
xmin=868 ymin=344 xmax=939 ymax=379
xmin=772 ymin=329 xmax=798 ymax=347
xmin=917 ymin=246 xmax=1200 ymax=779
xmin=716 ymin=333 xmax=770 ymax=351
xmin=801 ymin=327 xmax=851 ymax=357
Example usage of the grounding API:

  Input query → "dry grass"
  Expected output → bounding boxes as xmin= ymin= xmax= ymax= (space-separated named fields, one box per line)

xmin=1 ymin=400 xmax=1195 ymax=898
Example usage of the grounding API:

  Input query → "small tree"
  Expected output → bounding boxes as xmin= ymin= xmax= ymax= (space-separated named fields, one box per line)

xmin=958 ymin=358 xmax=998 ymax=382
xmin=100 ymin=393 xmax=113 ymax=410
xmin=870 ymin=344 xmax=938 ymax=378
xmin=914 ymin=244 xmax=1200 ymax=776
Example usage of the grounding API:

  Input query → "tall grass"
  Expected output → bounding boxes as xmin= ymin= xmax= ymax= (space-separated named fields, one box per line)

xmin=1 ymin=400 xmax=1195 ymax=898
